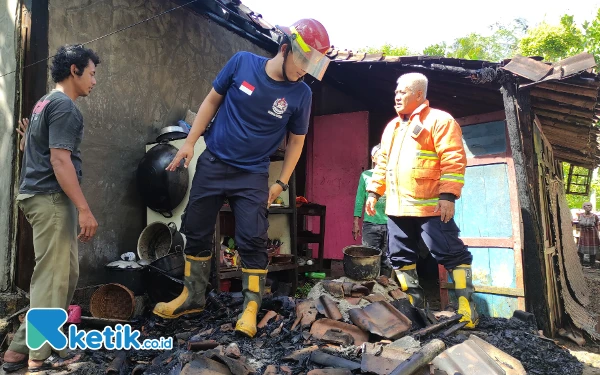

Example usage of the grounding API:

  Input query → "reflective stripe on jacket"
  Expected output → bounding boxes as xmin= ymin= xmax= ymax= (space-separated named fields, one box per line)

xmin=367 ymin=101 xmax=467 ymax=217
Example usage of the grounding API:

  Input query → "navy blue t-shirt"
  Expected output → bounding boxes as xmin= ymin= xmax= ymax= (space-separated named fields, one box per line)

xmin=204 ymin=51 xmax=312 ymax=173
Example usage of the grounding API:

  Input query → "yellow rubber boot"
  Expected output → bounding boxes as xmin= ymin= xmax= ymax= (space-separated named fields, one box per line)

xmin=235 ymin=268 xmax=267 ymax=338
xmin=152 ymin=253 xmax=211 ymax=319
xmin=452 ymin=264 xmax=479 ymax=328
xmin=394 ymin=264 xmax=425 ymax=308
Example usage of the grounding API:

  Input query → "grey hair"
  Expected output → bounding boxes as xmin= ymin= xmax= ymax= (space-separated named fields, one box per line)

xmin=397 ymin=72 xmax=428 ymax=98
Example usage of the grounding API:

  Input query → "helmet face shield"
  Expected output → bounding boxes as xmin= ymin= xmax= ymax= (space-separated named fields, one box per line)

xmin=277 ymin=25 xmax=330 ymax=81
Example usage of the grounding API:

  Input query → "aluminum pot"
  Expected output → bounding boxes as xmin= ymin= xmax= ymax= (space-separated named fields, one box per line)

xmin=343 ymin=245 xmax=381 ymax=281
xmin=137 ymin=221 xmax=185 ymax=261
xmin=156 ymin=126 xmax=188 ymax=143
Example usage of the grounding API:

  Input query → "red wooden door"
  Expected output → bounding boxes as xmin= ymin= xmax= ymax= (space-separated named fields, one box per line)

xmin=306 ymin=111 xmax=369 ymax=260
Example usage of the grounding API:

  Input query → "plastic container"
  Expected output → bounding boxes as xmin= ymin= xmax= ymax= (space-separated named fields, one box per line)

xmin=305 ymin=272 xmax=326 ymax=279
xmin=67 ymin=305 xmax=82 ymax=324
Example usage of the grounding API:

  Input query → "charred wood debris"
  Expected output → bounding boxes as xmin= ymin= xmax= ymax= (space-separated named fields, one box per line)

xmin=70 ymin=276 xmax=581 ymax=375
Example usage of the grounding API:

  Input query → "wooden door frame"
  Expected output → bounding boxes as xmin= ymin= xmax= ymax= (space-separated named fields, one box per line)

xmin=12 ymin=0 xmax=49 ymax=292
xmin=438 ymin=110 xmax=526 ymax=311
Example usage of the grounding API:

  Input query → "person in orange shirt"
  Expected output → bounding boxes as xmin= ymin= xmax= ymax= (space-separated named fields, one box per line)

xmin=365 ymin=72 xmax=477 ymax=328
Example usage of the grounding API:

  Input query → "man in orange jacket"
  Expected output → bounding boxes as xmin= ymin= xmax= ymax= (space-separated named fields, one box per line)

xmin=365 ymin=72 xmax=477 ymax=328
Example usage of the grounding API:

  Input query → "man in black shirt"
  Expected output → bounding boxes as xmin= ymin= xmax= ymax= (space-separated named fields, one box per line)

xmin=3 ymin=45 xmax=100 ymax=372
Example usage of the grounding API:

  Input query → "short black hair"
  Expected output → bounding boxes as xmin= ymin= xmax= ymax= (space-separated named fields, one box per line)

xmin=50 ymin=44 xmax=100 ymax=83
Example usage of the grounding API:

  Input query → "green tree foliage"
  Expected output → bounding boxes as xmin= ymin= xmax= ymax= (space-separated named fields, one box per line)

xmin=445 ymin=19 xmax=527 ymax=61
xmin=518 ymin=15 xmax=584 ymax=61
xmin=359 ymin=43 xmax=413 ymax=56
xmin=423 ymin=42 xmax=447 ymax=57
xmin=563 ymin=162 xmax=600 ymax=209
xmin=363 ymin=11 xmax=600 ymax=64
xmin=582 ymin=9 xmax=600 ymax=67
xmin=445 ymin=33 xmax=491 ymax=60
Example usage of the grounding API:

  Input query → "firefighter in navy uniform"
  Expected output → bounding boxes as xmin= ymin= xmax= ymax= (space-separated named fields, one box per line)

xmin=152 ymin=19 xmax=331 ymax=338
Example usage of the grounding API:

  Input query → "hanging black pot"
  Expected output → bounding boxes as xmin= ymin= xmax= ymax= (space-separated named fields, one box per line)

xmin=136 ymin=143 xmax=189 ymax=218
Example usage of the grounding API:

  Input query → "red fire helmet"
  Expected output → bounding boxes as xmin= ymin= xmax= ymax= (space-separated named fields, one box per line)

xmin=276 ymin=18 xmax=331 ymax=80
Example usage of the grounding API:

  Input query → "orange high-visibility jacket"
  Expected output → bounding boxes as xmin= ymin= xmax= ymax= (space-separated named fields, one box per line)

xmin=367 ymin=101 xmax=467 ymax=217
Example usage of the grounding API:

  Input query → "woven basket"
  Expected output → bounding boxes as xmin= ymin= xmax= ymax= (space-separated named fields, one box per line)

xmin=90 ymin=283 xmax=135 ymax=320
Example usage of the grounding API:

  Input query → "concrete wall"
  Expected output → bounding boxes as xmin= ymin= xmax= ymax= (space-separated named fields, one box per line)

xmin=47 ymin=0 xmax=269 ymax=286
xmin=0 ymin=0 xmax=18 ymax=292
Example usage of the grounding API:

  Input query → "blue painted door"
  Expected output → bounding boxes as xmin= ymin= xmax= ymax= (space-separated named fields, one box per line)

xmin=442 ymin=114 xmax=525 ymax=319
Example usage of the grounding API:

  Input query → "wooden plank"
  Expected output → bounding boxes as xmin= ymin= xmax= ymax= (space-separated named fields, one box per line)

xmin=455 ymin=164 xmax=513 ymax=238
xmin=533 ymin=119 xmax=562 ymax=335
xmin=534 ymin=108 xmax=594 ymax=124
xmin=16 ymin=0 xmax=48 ymax=292
xmin=456 ymin=111 xmax=506 ymax=126
xmin=504 ymin=124 xmax=526 ymax=312
xmin=531 ymin=99 xmax=596 ymax=118
xmin=427 ymin=84 xmax=502 ymax=104
xmin=461 ymin=238 xmax=514 ymax=248
xmin=537 ymin=116 xmax=595 ymax=131
xmin=489 ymin=247 xmax=517 ymax=288
xmin=470 ymin=247 xmax=492 ymax=286
xmin=467 ymin=153 xmax=507 ymax=167
xmin=438 ymin=265 xmax=449 ymax=309
xmin=502 ymin=82 xmax=551 ymax=334
xmin=441 ymin=282 xmax=524 ymax=297
xmin=536 ymin=81 xmax=599 ymax=98
xmin=489 ymin=295 xmax=519 ymax=318
xmin=530 ymin=88 xmax=596 ymax=110
xmin=461 ymin=121 xmax=507 ymax=158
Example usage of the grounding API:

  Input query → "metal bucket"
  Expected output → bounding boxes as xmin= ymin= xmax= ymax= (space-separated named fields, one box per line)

xmin=342 ymin=245 xmax=381 ymax=281
xmin=137 ymin=221 xmax=185 ymax=261
xmin=150 ymin=252 xmax=185 ymax=278
xmin=144 ymin=266 xmax=184 ymax=304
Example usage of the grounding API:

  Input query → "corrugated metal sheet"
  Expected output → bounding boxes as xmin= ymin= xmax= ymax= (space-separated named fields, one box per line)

xmin=501 ymin=55 xmax=553 ymax=81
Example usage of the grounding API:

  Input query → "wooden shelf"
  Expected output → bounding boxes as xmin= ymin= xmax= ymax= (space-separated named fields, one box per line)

xmin=213 ymin=165 xmax=299 ymax=293
xmin=297 ymin=204 xmax=326 ymax=216
xmin=297 ymin=233 xmax=322 ymax=244
xmin=296 ymin=204 xmax=326 ymax=272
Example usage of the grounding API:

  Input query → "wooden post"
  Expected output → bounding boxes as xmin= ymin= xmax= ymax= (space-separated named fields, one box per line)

xmin=501 ymin=81 xmax=551 ymax=334
xmin=14 ymin=0 xmax=50 ymax=292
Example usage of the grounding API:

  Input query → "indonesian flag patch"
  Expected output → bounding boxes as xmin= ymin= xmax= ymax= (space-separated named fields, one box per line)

xmin=240 ymin=81 xmax=255 ymax=96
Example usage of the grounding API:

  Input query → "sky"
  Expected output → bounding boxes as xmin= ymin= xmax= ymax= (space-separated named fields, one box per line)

xmin=241 ymin=0 xmax=600 ymax=53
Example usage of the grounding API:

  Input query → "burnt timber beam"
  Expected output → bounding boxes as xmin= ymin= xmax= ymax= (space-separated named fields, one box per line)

xmin=536 ymin=82 xmax=599 ymax=98
xmin=531 ymin=99 xmax=599 ymax=119
xmin=530 ymin=88 xmax=597 ymax=111
xmin=502 ymin=81 xmax=551 ymax=334
xmin=533 ymin=108 xmax=597 ymax=123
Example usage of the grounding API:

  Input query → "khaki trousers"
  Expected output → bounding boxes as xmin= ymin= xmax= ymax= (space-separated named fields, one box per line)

xmin=9 ymin=192 xmax=79 ymax=360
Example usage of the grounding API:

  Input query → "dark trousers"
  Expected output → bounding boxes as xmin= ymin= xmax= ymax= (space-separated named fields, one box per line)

xmin=181 ymin=149 xmax=269 ymax=269
xmin=388 ymin=216 xmax=472 ymax=270
xmin=362 ymin=222 xmax=392 ymax=273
